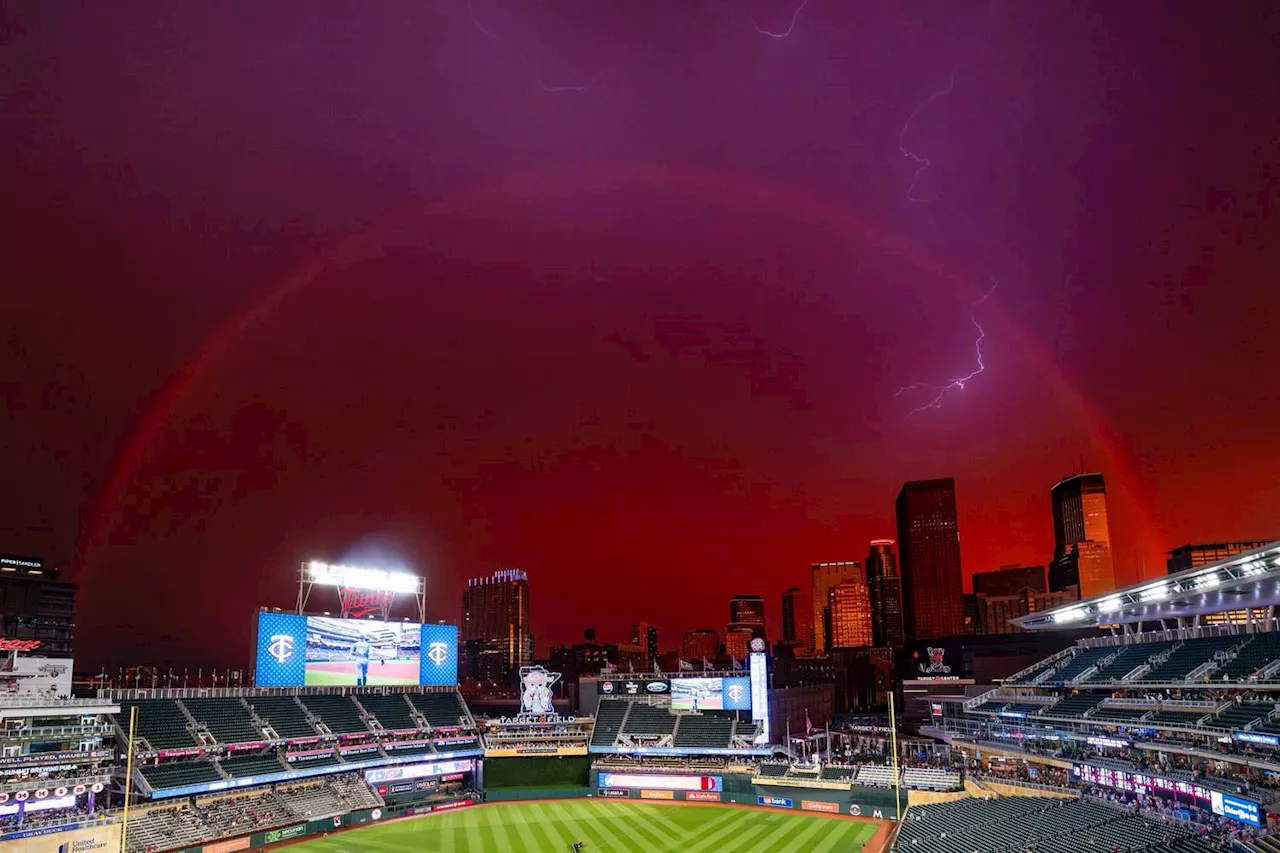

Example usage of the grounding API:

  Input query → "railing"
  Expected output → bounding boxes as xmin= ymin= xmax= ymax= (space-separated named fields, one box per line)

xmin=0 ymin=813 xmax=119 ymax=840
xmin=102 ymin=684 xmax=463 ymax=701
xmin=972 ymin=774 xmax=1075 ymax=796
xmin=0 ymin=695 xmax=116 ymax=708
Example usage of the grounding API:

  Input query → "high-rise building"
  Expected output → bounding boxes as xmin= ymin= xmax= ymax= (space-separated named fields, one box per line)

xmin=1049 ymin=473 xmax=1116 ymax=597
xmin=781 ymin=587 xmax=813 ymax=655
xmin=461 ymin=569 xmax=531 ymax=677
xmin=972 ymin=565 xmax=1047 ymax=598
xmin=728 ymin=595 xmax=766 ymax=633
xmin=725 ymin=627 xmax=753 ymax=661
xmin=975 ymin=586 xmax=1079 ymax=634
xmin=682 ymin=629 xmax=719 ymax=664
xmin=865 ymin=540 xmax=905 ymax=648
xmin=0 ymin=554 xmax=76 ymax=657
xmin=629 ymin=622 xmax=660 ymax=671
xmin=1166 ymin=541 xmax=1275 ymax=575
xmin=827 ymin=578 xmax=874 ymax=648
xmin=896 ymin=479 xmax=964 ymax=641
xmin=810 ymin=562 xmax=861 ymax=655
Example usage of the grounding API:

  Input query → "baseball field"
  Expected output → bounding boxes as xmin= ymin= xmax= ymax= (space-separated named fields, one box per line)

xmin=288 ymin=799 xmax=884 ymax=852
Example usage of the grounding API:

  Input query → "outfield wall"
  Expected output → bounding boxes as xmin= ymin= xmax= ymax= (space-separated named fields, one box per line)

xmin=485 ymin=755 xmax=591 ymax=789
xmin=588 ymin=768 xmax=905 ymax=819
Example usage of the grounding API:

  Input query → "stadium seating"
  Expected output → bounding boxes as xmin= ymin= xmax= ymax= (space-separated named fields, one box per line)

xmin=1051 ymin=647 xmax=1113 ymax=682
xmin=125 ymin=805 xmax=208 ymax=853
xmin=1090 ymin=641 xmax=1175 ymax=681
xmin=182 ymin=698 xmax=262 ymax=745
xmin=1148 ymin=708 xmax=1209 ymax=727
xmin=139 ymin=761 xmax=223 ymax=791
xmin=591 ymin=703 xmax=627 ymax=746
xmin=249 ymin=697 xmax=316 ymax=740
xmin=1209 ymin=701 xmax=1275 ymax=731
xmin=384 ymin=741 xmax=435 ymax=757
xmin=409 ymin=692 xmax=470 ymax=729
xmin=218 ymin=752 xmax=287 ymax=779
xmin=298 ymin=695 xmax=369 ymax=735
xmin=356 ymin=693 xmax=419 ymax=731
xmin=856 ymin=764 xmax=898 ymax=787
xmin=1042 ymin=692 xmax=1103 ymax=718
xmin=1089 ymin=704 xmax=1151 ymax=724
xmin=819 ymin=764 xmax=857 ymax=781
xmin=620 ymin=704 xmax=677 ymax=737
xmin=1139 ymin=636 xmax=1239 ymax=682
xmin=756 ymin=762 xmax=788 ymax=778
xmin=902 ymin=767 xmax=961 ymax=791
xmin=117 ymin=699 xmax=198 ymax=750
xmin=673 ymin=713 xmax=733 ymax=747
xmin=1216 ymin=633 xmax=1280 ymax=681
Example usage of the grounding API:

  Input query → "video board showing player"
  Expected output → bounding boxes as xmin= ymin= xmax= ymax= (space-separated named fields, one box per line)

xmin=669 ymin=678 xmax=724 ymax=710
xmin=304 ymin=617 xmax=420 ymax=686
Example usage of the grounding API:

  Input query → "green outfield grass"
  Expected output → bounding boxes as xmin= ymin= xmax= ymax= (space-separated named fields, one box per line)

xmin=290 ymin=800 xmax=880 ymax=853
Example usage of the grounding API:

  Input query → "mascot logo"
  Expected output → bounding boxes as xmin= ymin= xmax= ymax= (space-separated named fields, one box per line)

xmin=918 ymin=647 xmax=950 ymax=675
xmin=519 ymin=665 xmax=561 ymax=715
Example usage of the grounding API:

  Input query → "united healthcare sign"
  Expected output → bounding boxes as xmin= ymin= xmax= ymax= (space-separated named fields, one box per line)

xmin=1211 ymin=791 xmax=1262 ymax=827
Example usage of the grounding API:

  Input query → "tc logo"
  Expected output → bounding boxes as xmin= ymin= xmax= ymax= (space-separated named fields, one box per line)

xmin=726 ymin=684 xmax=745 ymax=704
xmin=427 ymin=641 xmax=450 ymax=666
xmin=267 ymin=634 xmax=295 ymax=665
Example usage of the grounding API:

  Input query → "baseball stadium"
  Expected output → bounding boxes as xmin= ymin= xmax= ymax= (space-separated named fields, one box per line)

xmin=6 ymin=544 xmax=1280 ymax=853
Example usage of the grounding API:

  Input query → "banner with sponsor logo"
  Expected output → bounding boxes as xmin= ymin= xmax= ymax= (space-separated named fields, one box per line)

xmin=640 ymin=789 xmax=675 ymax=800
xmin=596 ymin=773 xmax=722 ymax=792
xmin=685 ymin=791 xmax=721 ymax=802
xmin=801 ymin=800 xmax=840 ymax=813
xmin=598 ymin=788 xmax=630 ymax=798
xmin=203 ymin=838 xmax=251 ymax=853
xmin=432 ymin=798 xmax=474 ymax=812
xmin=757 ymin=795 xmax=793 ymax=808
xmin=264 ymin=824 xmax=307 ymax=844
xmin=485 ymin=746 xmax=588 ymax=758
xmin=7 ymin=822 xmax=121 ymax=853
xmin=0 ymin=654 xmax=73 ymax=696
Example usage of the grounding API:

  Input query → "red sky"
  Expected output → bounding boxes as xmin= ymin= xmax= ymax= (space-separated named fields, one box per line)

xmin=1 ymin=2 xmax=1277 ymax=669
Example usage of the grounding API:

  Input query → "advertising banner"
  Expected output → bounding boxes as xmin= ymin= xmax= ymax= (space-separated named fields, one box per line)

xmin=757 ymin=795 xmax=794 ymax=808
xmin=432 ymin=798 xmax=474 ymax=812
xmin=598 ymin=678 xmax=670 ymax=698
xmin=640 ymin=789 xmax=675 ymax=800
xmin=598 ymin=789 xmax=629 ymax=798
xmin=0 ymin=654 xmax=73 ymax=696
xmin=596 ymin=773 xmax=722 ymax=792
xmin=7 ymin=822 xmax=121 ymax=853
xmin=686 ymin=791 xmax=721 ymax=802
xmin=203 ymin=838 xmax=251 ymax=853
xmin=264 ymin=824 xmax=308 ymax=844
xmin=802 ymin=800 xmax=840 ymax=813
xmin=669 ymin=678 xmax=751 ymax=711
xmin=420 ymin=624 xmax=459 ymax=686
xmin=364 ymin=759 xmax=473 ymax=785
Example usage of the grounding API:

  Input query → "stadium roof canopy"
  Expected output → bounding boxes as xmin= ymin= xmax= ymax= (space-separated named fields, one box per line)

xmin=1012 ymin=541 xmax=1280 ymax=630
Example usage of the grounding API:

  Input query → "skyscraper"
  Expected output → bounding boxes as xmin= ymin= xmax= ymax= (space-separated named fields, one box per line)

xmin=682 ymin=629 xmax=720 ymax=663
xmin=827 ymin=578 xmax=874 ymax=648
xmin=972 ymin=565 xmax=1047 ymax=598
xmin=728 ymin=595 xmax=766 ymax=634
xmin=810 ymin=561 xmax=861 ymax=655
xmin=629 ymin=621 xmax=659 ymax=671
xmin=865 ymin=540 xmax=905 ymax=648
xmin=461 ymin=569 xmax=532 ymax=676
xmin=1049 ymin=473 xmax=1116 ymax=597
xmin=896 ymin=479 xmax=964 ymax=641
xmin=781 ymin=586 xmax=813 ymax=655
xmin=1166 ymin=541 xmax=1275 ymax=575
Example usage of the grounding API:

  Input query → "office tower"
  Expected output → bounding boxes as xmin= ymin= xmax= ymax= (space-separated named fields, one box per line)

xmin=975 ymin=587 xmax=1079 ymax=634
xmin=461 ymin=568 xmax=532 ymax=676
xmin=1049 ymin=473 xmax=1116 ymax=597
xmin=781 ymin=587 xmax=813 ymax=655
xmin=725 ymin=627 xmax=753 ymax=661
xmin=0 ymin=554 xmax=76 ymax=657
xmin=827 ymin=577 xmax=874 ymax=648
xmin=1166 ymin=541 xmax=1275 ymax=575
xmin=865 ymin=540 xmax=905 ymax=648
xmin=972 ymin=565 xmax=1047 ymax=598
xmin=629 ymin=622 xmax=660 ymax=671
xmin=729 ymin=595 xmax=766 ymax=632
xmin=682 ymin=629 xmax=720 ymax=663
xmin=896 ymin=478 xmax=964 ymax=641
xmin=810 ymin=561 xmax=861 ymax=655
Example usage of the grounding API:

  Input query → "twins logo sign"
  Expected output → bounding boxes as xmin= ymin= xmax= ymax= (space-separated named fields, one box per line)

xmin=268 ymin=634 xmax=295 ymax=665
xmin=426 ymin=642 xmax=450 ymax=666
xmin=726 ymin=683 xmax=746 ymax=705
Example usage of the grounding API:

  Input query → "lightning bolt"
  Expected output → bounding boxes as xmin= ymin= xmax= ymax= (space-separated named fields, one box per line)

xmin=751 ymin=0 xmax=811 ymax=39
xmin=896 ymin=283 xmax=997 ymax=414
xmin=898 ymin=73 xmax=956 ymax=202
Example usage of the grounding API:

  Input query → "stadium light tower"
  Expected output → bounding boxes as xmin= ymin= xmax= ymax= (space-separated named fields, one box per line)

xmin=296 ymin=560 xmax=426 ymax=622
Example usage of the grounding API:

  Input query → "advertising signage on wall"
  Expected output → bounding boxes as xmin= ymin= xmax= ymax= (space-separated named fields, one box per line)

xmin=596 ymin=773 xmax=723 ymax=793
xmin=253 ymin=611 xmax=457 ymax=687
xmin=1211 ymin=791 xmax=1262 ymax=827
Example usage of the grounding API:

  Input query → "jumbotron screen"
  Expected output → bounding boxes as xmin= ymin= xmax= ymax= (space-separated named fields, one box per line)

xmin=668 ymin=677 xmax=752 ymax=711
xmin=254 ymin=612 xmax=457 ymax=687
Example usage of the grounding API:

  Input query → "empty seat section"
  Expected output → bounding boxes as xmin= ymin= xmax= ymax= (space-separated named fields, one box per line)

xmin=673 ymin=713 xmax=733 ymax=747
xmin=1052 ymin=647 xmax=1112 ymax=682
xmin=139 ymin=761 xmax=222 ymax=790
xmin=250 ymin=697 xmax=316 ymax=739
xmin=1211 ymin=702 xmax=1276 ymax=730
xmin=183 ymin=698 xmax=261 ymax=745
xmin=1141 ymin=636 xmax=1240 ymax=682
xmin=117 ymin=699 xmax=197 ymax=750
xmin=1090 ymin=704 xmax=1150 ymax=723
xmin=1090 ymin=641 xmax=1175 ymax=681
xmin=357 ymin=693 xmax=418 ymax=731
xmin=1149 ymin=708 xmax=1208 ymax=727
xmin=300 ymin=695 xmax=368 ymax=735
xmin=409 ymin=692 xmax=469 ymax=728
xmin=1216 ymin=633 xmax=1280 ymax=680
xmin=621 ymin=704 xmax=676 ymax=737
xmin=219 ymin=752 xmax=285 ymax=778
xmin=1043 ymin=693 xmax=1103 ymax=718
